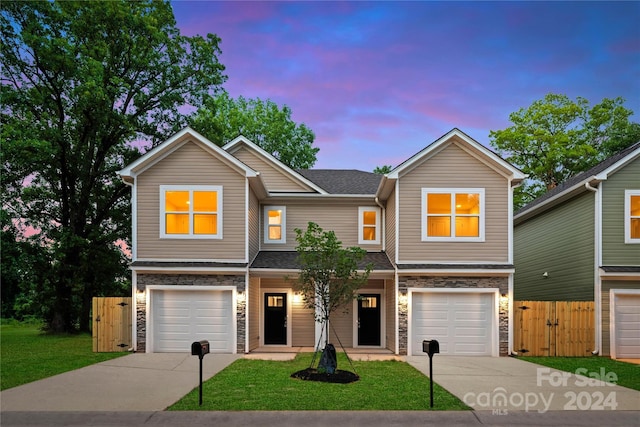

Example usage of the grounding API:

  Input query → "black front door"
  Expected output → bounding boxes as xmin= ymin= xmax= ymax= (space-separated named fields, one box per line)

xmin=264 ymin=293 xmax=287 ymax=345
xmin=358 ymin=294 xmax=381 ymax=346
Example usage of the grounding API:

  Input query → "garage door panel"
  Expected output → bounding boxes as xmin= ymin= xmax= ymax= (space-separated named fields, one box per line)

xmin=614 ymin=294 xmax=640 ymax=358
xmin=153 ymin=289 xmax=234 ymax=353
xmin=411 ymin=292 xmax=495 ymax=356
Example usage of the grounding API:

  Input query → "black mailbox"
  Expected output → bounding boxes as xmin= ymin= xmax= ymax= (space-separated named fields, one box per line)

xmin=423 ymin=339 xmax=440 ymax=356
xmin=191 ymin=340 xmax=210 ymax=357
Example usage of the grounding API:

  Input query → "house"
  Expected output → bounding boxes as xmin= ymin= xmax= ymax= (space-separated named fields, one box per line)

xmin=117 ymin=127 xmax=526 ymax=356
xmin=513 ymin=142 xmax=640 ymax=359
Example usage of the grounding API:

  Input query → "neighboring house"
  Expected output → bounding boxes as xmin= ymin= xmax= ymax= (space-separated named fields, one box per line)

xmin=513 ymin=142 xmax=640 ymax=359
xmin=117 ymin=127 xmax=525 ymax=356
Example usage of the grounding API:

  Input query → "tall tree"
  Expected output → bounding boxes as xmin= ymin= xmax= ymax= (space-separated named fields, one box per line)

xmin=1 ymin=0 xmax=226 ymax=332
xmin=373 ymin=165 xmax=392 ymax=174
xmin=293 ymin=222 xmax=372 ymax=350
xmin=490 ymin=93 xmax=640 ymax=209
xmin=189 ymin=92 xmax=318 ymax=169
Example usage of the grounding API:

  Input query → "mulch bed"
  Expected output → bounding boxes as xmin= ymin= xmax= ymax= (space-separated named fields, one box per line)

xmin=291 ymin=368 xmax=360 ymax=384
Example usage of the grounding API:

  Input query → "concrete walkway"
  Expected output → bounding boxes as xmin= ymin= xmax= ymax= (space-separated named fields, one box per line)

xmin=406 ymin=355 xmax=640 ymax=412
xmin=0 ymin=353 xmax=239 ymax=411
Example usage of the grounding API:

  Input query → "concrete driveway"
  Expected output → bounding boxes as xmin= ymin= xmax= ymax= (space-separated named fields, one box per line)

xmin=2 ymin=352 xmax=638 ymax=415
xmin=0 ymin=353 xmax=239 ymax=411
xmin=406 ymin=355 xmax=640 ymax=412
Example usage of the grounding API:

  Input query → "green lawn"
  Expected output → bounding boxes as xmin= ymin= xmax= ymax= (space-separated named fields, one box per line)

xmin=0 ymin=321 xmax=127 ymax=390
xmin=170 ymin=353 xmax=470 ymax=411
xmin=520 ymin=356 xmax=640 ymax=391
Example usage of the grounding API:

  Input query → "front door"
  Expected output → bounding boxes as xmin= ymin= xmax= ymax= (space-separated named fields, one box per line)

xmin=358 ymin=294 xmax=381 ymax=346
xmin=264 ymin=293 xmax=287 ymax=345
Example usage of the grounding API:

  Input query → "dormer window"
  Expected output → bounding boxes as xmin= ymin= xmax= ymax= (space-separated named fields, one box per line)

xmin=264 ymin=206 xmax=286 ymax=244
xmin=422 ymin=188 xmax=485 ymax=242
xmin=160 ymin=185 xmax=222 ymax=239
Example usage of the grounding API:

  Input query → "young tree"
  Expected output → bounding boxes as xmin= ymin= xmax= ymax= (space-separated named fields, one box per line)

xmin=490 ymin=93 xmax=640 ymax=209
xmin=293 ymin=222 xmax=372 ymax=351
xmin=1 ymin=0 xmax=226 ymax=332
xmin=189 ymin=92 xmax=319 ymax=169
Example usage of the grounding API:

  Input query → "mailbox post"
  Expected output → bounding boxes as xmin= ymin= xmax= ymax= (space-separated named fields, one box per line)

xmin=422 ymin=339 xmax=440 ymax=408
xmin=191 ymin=340 xmax=210 ymax=406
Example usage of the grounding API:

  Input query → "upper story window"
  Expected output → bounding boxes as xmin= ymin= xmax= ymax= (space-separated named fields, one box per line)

xmin=625 ymin=190 xmax=640 ymax=244
xmin=264 ymin=206 xmax=286 ymax=244
xmin=160 ymin=185 xmax=222 ymax=239
xmin=359 ymin=206 xmax=381 ymax=244
xmin=421 ymin=188 xmax=485 ymax=242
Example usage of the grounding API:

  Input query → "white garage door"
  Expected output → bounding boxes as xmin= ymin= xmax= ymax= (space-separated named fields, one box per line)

xmin=411 ymin=292 xmax=495 ymax=356
xmin=152 ymin=289 xmax=234 ymax=353
xmin=613 ymin=293 xmax=640 ymax=359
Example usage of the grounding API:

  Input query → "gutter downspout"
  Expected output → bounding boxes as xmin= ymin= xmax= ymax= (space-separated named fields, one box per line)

xmin=585 ymin=181 xmax=600 ymax=355
xmin=117 ymin=174 xmax=136 ymax=352
xmin=510 ymin=179 xmax=524 ymax=356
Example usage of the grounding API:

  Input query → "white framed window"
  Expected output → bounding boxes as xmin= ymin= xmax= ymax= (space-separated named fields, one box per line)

xmin=159 ymin=185 xmax=222 ymax=239
xmin=358 ymin=206 xmax=381 ymax=244
xmin=421 ymin=188 xmax=485 ymax=242
xmin=625 ymin=190 xmax=640 ymax=244
xmin=264 ymin=206 xmax=286 ymax=244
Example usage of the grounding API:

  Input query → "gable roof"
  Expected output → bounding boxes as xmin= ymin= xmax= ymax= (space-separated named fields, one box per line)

xmin=376 ymin=128 xmax=526 ymax=200
xmin=296 ymin=169 xmax=383 ymax=195
xmin=515 ymin=141 xmax=640 ymax=222
xmin=386 ymin=128 xmax=526 ymax=181
xmin=117 ymin=127 xmax=258 ymax=183
xmin=223 ymin=135 xmax=327 ymax=194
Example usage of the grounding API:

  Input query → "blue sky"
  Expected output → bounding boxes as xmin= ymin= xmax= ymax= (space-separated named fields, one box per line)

xmin=172 ymin=1 xmax=640 ymax=171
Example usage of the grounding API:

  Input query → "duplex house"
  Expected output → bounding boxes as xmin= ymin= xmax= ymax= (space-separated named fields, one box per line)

xmin=513 ymin=142 xmax=640 ymax=359
xmin=117 ymin=127 xmax=525 ymax=356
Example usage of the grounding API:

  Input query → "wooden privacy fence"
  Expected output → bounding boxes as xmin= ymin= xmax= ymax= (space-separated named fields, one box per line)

xmin=514 ymin=301 xmax=595 ymax=357
xmin=92 ymin=297 xmax=132 ymax=352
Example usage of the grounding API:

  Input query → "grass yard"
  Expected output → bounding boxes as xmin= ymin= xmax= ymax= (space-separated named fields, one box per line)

xmin=0 ymin=321 xmax=126 ymax=390
xmin=520 ymin=356 xmax=640 ymax=391
xmin=170 ymin=353 xmax=470 ymax=411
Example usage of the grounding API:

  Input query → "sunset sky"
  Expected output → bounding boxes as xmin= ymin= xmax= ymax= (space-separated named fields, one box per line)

xmin=172 ymin=1 xmax=640 ymax=171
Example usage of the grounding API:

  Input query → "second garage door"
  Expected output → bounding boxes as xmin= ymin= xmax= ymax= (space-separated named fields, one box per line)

xmin=612 ymin=292 xmax=640 ymax=359
xmin=411 ymin=291 xmax=495 ymax=356
xmin=152 ymin=289 xmax=234 ymax=353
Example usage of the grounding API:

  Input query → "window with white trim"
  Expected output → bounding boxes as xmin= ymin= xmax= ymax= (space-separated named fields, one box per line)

xmin=625 ymin=190 xmax=640 ymax=243
xmin=160 ymin=185 xmax=222 ymax=239
xmin=358 ymin=206 xmax=380 ymax=244
xmin=264 ymin=206 xmax=286 ymax=243
xmin=421 ymin=188 xmax=485 ymax=241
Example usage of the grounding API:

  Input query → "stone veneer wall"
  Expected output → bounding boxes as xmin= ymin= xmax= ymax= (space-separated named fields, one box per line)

xmin=135 ymin=274 xmax=246 ymax=353
xmin=397 ymin=276 xmax=509 ymax=356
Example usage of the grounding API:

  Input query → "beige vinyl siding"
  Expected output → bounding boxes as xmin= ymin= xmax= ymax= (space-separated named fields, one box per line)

xmin=385 ymin=279 xmax=396 ymax=352
xmin=385 ymin=187 xmax=397 ymax=262
xmin=602 ymin=157 xmax=640 ymax=266
xmin=248 ymin=276 xmax=260 ymax=351
xmin=231 ymin=146 xmax=314 ymax=192
xmin=514 ymin=191 xmax=595 ymax=301
xmin=136 ymin=141 xmax=246 ymax=260
xmin=292 ymin=299 xmax=315 ymax=347
xmin=261 ymin=200 xmax=383 ymax=251
xmin=248 ymin=189 xmax=260 ymax=261
xmin=397 ymin=142 xmax=510 ymax=262
xmin=601 ymin=280 xmax=640 ymax=356
xmin=329 ymin=304 xmax=354 ymax=347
